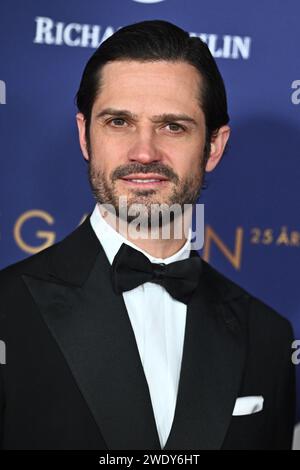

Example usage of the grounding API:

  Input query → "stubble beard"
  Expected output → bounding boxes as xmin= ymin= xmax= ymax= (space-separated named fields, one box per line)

xmin=87 ymin=155 xmax=206 ymax=229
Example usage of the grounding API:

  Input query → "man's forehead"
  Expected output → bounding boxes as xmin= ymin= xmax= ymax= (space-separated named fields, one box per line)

xmin=100 ymin=59 xmax=201 ymax=87
xmin=94 ymin=60 xmax=203 ymax=119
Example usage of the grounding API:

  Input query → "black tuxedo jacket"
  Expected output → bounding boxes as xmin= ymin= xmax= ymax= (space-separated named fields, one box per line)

xmin=0 ymin=215 xmax=296 ymax=450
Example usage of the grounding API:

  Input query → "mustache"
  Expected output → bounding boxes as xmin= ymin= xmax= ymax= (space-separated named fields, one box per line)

xmin=111 ymin=163 xmax=179 ymax=183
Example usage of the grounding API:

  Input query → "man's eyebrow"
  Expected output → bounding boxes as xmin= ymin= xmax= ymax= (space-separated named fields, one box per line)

xmin=151 ymin=112 xmax=198 ymax=126
xmin=95 ymin=108 xmax=198 ymax=125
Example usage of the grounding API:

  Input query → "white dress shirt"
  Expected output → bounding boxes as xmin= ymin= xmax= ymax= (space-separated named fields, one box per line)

xmin=90 ymin=203 xmax=192 ymax=448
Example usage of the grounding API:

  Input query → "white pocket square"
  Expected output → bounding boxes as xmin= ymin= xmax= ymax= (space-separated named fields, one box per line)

xmin=232 ymin=396 xmax=264 ymax=416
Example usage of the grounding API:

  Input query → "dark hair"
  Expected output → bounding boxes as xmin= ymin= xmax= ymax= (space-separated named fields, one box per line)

xmin=76 ymin=19 xmax=229 ymax=160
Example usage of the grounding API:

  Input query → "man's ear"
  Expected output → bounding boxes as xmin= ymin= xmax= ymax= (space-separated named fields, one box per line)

xmin=205 ymin=125 xmax=230 ymax=172
xmin=76 ymin=112 xmax=90 ymax=162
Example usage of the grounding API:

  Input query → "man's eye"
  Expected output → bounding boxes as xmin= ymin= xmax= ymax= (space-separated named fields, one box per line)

xmin=108 ymin=118 xmax=127 ymax=127
xmin=106 ymin=119 xmax=185 ymax=132
xmin=166 ymin=123 xmax=185 ymax=132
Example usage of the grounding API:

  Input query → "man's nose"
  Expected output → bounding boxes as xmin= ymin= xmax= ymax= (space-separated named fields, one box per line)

xmin=127 ymin=128 xmax=162 ymax=164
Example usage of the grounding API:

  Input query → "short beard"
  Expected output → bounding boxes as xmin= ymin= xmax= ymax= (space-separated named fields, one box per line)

xmin=87 ymin=150 xmax=207 ymax=229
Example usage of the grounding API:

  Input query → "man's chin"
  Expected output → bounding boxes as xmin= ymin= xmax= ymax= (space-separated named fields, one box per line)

xmin=113 ymin=187 xmax=171 ymax=206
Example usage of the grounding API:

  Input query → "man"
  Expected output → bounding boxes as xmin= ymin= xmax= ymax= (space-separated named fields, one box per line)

xmin=0 ymin=20 xmax=295 ymax=450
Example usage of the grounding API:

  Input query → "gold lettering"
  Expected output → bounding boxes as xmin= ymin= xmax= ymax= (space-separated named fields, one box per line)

xmin=250 ymin=228 xmax=261 ymax=244
xmin=203 ymin=226 xmax=243 ymax=269
xmin=14 ymin=210 xmax=55 ymax=254
xmin=262 ymin=229 xmax=273 ymax=245
xmin=276 ymin=226 xmax=290 ymax=246
xmin=290 ymin=231 xmax=300 ymax=247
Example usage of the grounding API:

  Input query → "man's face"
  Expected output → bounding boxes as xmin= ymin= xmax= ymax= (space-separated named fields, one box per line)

xmin=77 ymin=60 xmax=228 ymax=223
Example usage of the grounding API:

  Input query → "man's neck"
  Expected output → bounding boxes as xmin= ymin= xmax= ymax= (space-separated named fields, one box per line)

xmin=125 ymin=232 xmax=189 ymax=259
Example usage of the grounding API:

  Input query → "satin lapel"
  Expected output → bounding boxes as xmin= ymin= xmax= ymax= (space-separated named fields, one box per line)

xmin=163 ymin=266 xmax=248 ymax=450
xmin=22 ymin=246 xmax=161 ymax=450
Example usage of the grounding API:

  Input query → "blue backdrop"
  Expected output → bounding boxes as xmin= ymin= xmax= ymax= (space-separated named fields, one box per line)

xmin=0 ymin=0 xmax=299 ymax=444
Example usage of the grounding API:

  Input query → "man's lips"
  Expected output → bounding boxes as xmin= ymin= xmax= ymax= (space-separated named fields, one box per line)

xmin=120 ymin=174 xmax=170 ymax=187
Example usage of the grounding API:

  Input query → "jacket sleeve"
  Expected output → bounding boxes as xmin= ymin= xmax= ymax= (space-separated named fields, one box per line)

xmin=275 ymin=320 xmax=296 ymax=449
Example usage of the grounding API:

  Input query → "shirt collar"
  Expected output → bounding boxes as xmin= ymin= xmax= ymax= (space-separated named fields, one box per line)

xmin=90 ymin=203 xmax=192 ymax=266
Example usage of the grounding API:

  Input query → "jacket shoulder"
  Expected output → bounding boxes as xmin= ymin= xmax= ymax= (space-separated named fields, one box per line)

xmin=201 ymin=258 xmax=294 ymax=340
xmin=0 ymin=215 xmax=96 ymax=285
xmin=0 ymin=244 xmax=53 ymax=284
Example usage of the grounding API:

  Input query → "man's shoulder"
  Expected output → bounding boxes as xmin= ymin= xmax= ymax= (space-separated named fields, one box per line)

xmin=201 ymin=258 xmax=294 ymax=341
xmin=0 ymin=239 xmax=60 ymax=291
xmin=0 ymin=215 xmax=96 ymax=287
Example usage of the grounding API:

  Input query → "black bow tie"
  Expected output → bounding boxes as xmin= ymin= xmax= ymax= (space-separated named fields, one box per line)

xmin=111 ymin=243 xmax=202 ymax=305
